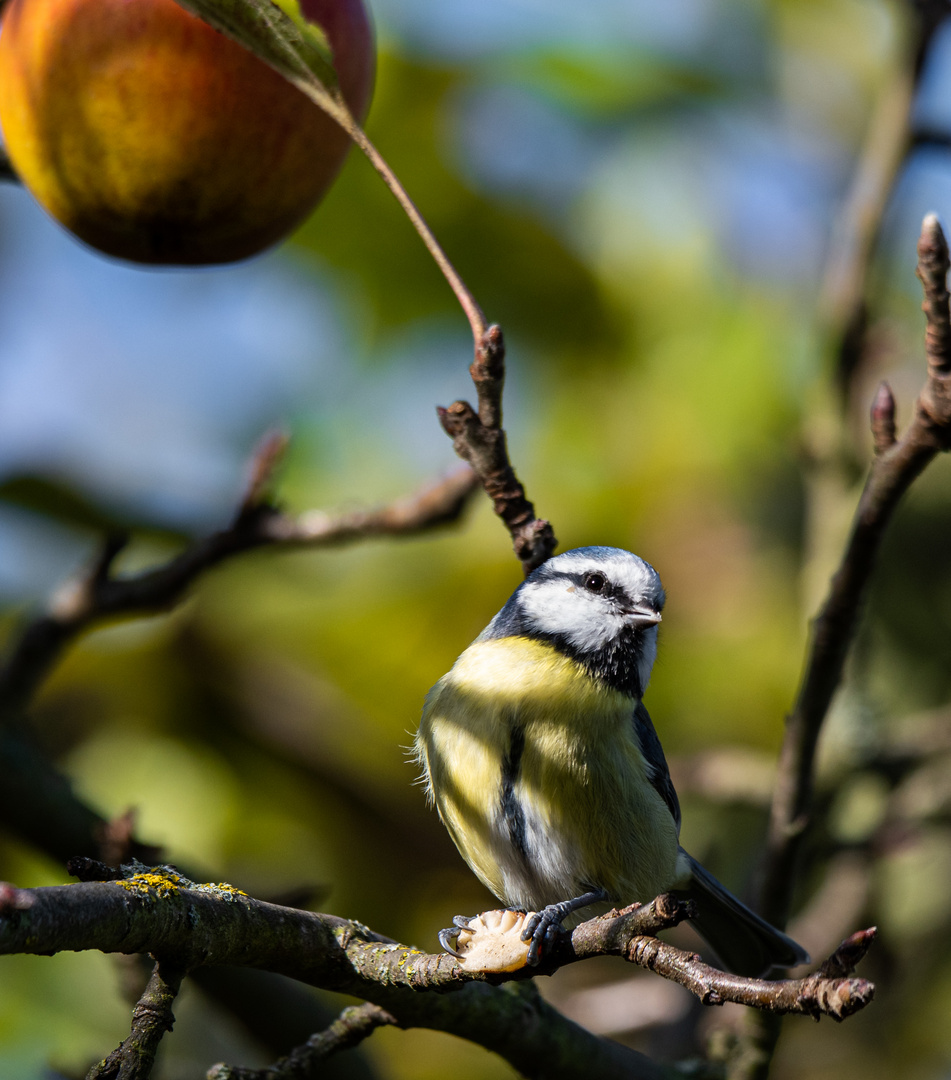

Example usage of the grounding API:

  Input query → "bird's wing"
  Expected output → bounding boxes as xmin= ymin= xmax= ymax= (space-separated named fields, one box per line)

xmin=632 ymin=700 xmax=681 ymax=832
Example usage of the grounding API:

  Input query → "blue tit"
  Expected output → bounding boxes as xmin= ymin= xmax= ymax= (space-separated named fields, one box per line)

xmin=415 ymin=546 xmax=809 ymax=975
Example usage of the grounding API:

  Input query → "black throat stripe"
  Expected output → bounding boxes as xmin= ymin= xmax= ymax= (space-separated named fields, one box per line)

xmin=500 ymin=721 xmax=527 ymax=860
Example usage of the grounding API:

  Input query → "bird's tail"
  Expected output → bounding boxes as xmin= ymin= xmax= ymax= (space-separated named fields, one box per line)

xmin=674 ymin=850 xmax=810 ymax=977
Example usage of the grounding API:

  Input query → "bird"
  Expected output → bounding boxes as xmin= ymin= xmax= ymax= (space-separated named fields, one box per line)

xmin=414 ymin=546 xmax=809 ymax=975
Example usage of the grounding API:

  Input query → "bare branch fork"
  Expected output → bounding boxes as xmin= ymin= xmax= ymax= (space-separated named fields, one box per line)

xmin=762 ymin=214 xmax=951 ymax=929
xmin=0 ymin=868 xmax=874 ymax=1080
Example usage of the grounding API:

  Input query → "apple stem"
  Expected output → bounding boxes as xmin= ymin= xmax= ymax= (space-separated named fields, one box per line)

xmin=351 ymin=127 xmax=488 ymax=345
xmin=311 ymin=93 xmax=488 ymax=347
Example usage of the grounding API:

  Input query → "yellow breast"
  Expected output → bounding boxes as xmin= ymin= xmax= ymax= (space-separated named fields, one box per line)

xmin=416 ymin=637 xmax=680 ymax=911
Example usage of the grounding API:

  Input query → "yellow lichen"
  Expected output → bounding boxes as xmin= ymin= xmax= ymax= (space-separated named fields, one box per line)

xmin=115 ymin=871 xmax=184 ymax=899
xmin=113 ymin=868 xmax=246 ymax=902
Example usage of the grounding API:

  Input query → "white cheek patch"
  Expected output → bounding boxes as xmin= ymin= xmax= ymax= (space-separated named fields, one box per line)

xmin=518 ymin=581 xmax=623 ymax=653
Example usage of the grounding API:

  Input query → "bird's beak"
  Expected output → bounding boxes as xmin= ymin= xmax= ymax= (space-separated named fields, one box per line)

xmin=623 ymin=605 xmax=662 ymax=627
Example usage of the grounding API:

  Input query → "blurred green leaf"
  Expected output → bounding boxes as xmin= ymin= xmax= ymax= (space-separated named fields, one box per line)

xmin=514 ymin=51 xmax=731 ymax=114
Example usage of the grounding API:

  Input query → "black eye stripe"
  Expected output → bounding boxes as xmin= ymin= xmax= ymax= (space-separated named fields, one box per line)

xmin=583 ymin=572 xmax=607 ymax=593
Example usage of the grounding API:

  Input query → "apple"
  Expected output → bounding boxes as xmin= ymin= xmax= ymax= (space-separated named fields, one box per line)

xmin=0 ymin=0 xmax=374 ymax=264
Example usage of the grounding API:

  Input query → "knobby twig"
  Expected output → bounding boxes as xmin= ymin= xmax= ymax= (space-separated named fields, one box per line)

xmin=0 ymin=439 xmax=478 ymax=724
xmin=86 ymin=960 xmax=185 ymax=1080
xmin=763 ymin=214 xmax=951 ymax=931
xmin=438 ymin=325 xmax=557 ymax=574
xmin=206 ymin=1002 xmax=397 ymax=1080
xmin=557 ymin=897 xmax=874 ymax=1022
xmin=620 ymin=934 xmax=873 ymax=1024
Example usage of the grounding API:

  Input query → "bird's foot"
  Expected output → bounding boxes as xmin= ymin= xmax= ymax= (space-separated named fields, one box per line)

xmin=438 ymin=909 xmax=537 ymax=972
xmin=519 ymin=887 xmax=609 ymax=965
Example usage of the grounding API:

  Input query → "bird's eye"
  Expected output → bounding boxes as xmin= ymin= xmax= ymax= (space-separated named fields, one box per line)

xmin=583 ymin=572 xmax=607 ymax=593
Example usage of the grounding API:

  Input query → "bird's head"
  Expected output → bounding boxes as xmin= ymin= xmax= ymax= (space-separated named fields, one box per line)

xmin=484 ymin=547 xmax=666 ymax=699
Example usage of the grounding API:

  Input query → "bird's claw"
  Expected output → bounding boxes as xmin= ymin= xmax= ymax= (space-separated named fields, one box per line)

xmin=438 ymin=914 xmax=476 ymax=958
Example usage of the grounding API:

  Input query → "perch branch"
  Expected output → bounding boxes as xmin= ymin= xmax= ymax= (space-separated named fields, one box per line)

xmin=206 ymin=1002 xmax=397 ymax=1080
xmin=0 ymin=868 xmax=669 ymax=1080
xmin=763 ymin=214 xmax=951 ymax=929
xmin=86 ymin=960 xmax=185 ymax=1080
xmin=438 ymin=325 xmax=557 ymax=573
xmin=0 ymin=440 xmax=477 ymax=723
xmin=0 ymin=873 xmax=874 ymax=1044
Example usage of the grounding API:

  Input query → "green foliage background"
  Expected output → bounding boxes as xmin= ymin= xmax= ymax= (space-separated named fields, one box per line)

xmin=2 ymin=0 xmax=951 ymax=1077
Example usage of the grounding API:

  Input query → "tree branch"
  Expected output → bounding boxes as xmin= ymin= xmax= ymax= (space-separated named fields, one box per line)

xmin=763 ymin=214 xmax=951 ymax=931
xmin=817 ymin=69 xmax=914 ymax=393
xmin=438 ymin=326 xmax=557 ymax=574
xmin=206 ymin=1002 xmax=397 ymax=1080
xmin=0 ymin=442 xmax=477 ymax=723
xmin=0 ymin=869 xmax=873 ymax=1080
xmin=0 ymin=868 xmax=670 ymax=1080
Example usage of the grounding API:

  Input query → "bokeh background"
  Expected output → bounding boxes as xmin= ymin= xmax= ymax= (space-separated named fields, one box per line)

xmin=2 ymin=0 xmax=951 ymax=1077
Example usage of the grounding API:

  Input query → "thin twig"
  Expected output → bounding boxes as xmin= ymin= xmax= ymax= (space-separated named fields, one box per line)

xmin=206 ymin=1003 xmax=397 ymax=1080
xmin=817 ymin=0 xmax=948 ymax=393
xmin=438 ymin=325 xmax=557 ymax=574
xmin=0 ymin=452 xmax=477 ymax=724
xmin=86 ymin=960 xmax=185 ymax=1080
